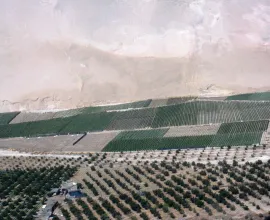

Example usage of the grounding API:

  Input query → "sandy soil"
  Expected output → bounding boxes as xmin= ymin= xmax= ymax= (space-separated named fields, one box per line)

xmin=1 ymin=0 xmax=270 ymax=112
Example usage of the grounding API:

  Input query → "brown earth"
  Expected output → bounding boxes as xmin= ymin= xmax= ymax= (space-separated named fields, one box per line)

xmin=1 ymin=0 xmax=270 ymax=112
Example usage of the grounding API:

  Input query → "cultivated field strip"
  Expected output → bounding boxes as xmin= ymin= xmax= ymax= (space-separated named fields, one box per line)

xmin=216 ymin=120 xmax=269 ymax=135
xmin=164 ymin=124 xmax=221 ymax=137
xmin=102 ymin=135 xmax=214 ymax=152
xmin=0 ymin=112 xmax=20 ymax=124
xmin=148 ymin=98 xmax=168 ymax=107
xmin=210 ymin=132 xmax=263 ymax=147
xmin=152 ymin=101 xmax=270 ymax=127
xmin=261 ymin=131 xmax=270 ymax=145
xmin=106 ymin=108 xmax=156 ymax=130
xmin=8 ymin=99 xmax=152 ymax=125
xmin=0 ymin=117 xmax=71 ymax=138
xmin=226 ymin=91 xmax=270 ymax=101
xmin=115 ymin=129 xmax=168 ymax=140
xmin=52 ymin=108 xmax=83 ymax=118
xmin=197 ymin=96 xmax=227 ymax=101
xmin=166 ymin=96 xmax=197 ymax=105
xmin=81 ymin=99 xmax=152 ymax=114
xmin=0 ymin=134 xmax=83 ymax=152
xmin=10 ymin=112 xmax=56 ymax=124
xmin=66 ymin=131 xmax=119 ymax=152
xmin=209 ymin=120 xmax=269 ymax=147
xmin=59 ymin=112 xmax=117 ymax=134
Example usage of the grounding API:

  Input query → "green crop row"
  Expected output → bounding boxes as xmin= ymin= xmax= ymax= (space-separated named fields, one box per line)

xmin=102 ymin=135 xmax=214 ymax=152
xmin=0 ymin=117 xmax=71 ymax=138
xmin=226 ymin=92 xmax=270 ymax=101
xmin=115 ymin=128 xmax=168 ymax=140
xmin=0 ymin=112 xmax=20 ymax=125
xmin=210 ymin=132 xmax=262 ymax=147
xmin=217 ymin=120 xmax=269 ymax=134
xmin=152 ymin=101 xmax=270 ymax=127
xmin=166 ymin=96 xmax=197 ymax=105
xmin=60 ymin=112 xmax=117 ymax=134
xmin=80 ymin=99 xmax=152 ymax=114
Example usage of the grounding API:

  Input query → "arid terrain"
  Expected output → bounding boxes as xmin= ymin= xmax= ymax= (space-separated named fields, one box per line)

xmin=1 ymin=0 xmax=270 ymax=111
xmin=1 ymin=1 xmax=270 ymax=219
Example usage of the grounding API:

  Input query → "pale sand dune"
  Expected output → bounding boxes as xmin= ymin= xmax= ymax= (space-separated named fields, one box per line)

xmin=0 ymin=0 xmax=270 ymax=111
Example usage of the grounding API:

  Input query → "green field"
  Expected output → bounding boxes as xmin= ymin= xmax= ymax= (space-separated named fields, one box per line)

xmin=226 ymin=92 xmax=270 ymax=101
xmin=210 ymin=132 xmax=263 ymax=147
xmin=217 ymin=120 xmax=269 ymax=134
xmin=152 ymin=101 xmax=270 ymax=127
xmin=0 ymin=117 xmax=72 ymax=138
xmin=106 ymin=108 xmax=156 ymax=130
xmin=115 ymin=129 xmax=168 ymax=140
xmin=102 ymin=135 xmax=214 ymax=152
xmin=0 ymin=122 xmax=28 ymax=138
xmin=0 ymin=112 xmax=20 ymax=125
xmin=209 ymin=120 xmax=268 ymax=147
xmin=60 ymin=112 xmax=117 ymax=134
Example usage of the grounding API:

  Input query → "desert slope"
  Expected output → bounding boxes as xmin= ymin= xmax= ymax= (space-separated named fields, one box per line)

xmin=0 ymin=0 xmax=270 ymax=111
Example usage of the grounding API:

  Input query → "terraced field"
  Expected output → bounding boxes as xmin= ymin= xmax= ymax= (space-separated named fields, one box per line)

xmin=81 ymin=99 xmax=152 ymax=114
xmin=164 ymin=124 xmax=220 ymax=137
xmin=0 ymin=112 xmax=20 ymax=124
xmin=0 ymin=117 xmax=71 ymax=138
xmin=216 ymin=120 xmax=269 ymax=134
xmin=106 ymin=108 xmax=156 ymax=130
xmin=101 ymin=120 xmax=269 ymax=152
xmin=166 ymin=96 xmax=197 ymax=105
xmin=115 ymin=129 xmax=168 ymax=140
xmin=10 ymin=112 xmax=56 ymax=124
xmin=209 ymin=120 xmax=269 ymax=147
xmin=152 ymin=101 xmax=270 ymax=127
xmin=226 ymin=91 xmax=270 ymax=101
xmin=64 ymin=131 xmax=119 ymax=152
xmin=0 ymin=95 xmax=270 ymax=151
xmin=148 ymin=98 xmax=168 ymax=107
xmin=60 ymin=112 xmax=116 ymax=134
xmin=102 ymin=128 xmax=213 ymax=152
xmin=102 ymin=134 xmax=214 ymax=152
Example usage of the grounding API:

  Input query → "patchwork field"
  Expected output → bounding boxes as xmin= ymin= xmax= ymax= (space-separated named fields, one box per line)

xmin=0 ymin=119 xmax=267 ymax=153
xmin=2 ymin=100 xmax=270 ymax=140
xmin=0 ymin=93 xmax=270 ymax=154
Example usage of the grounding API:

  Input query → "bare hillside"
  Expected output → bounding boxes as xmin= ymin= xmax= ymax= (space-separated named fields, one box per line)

xmin=1 ymin=0 xmax=270 ymax=111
